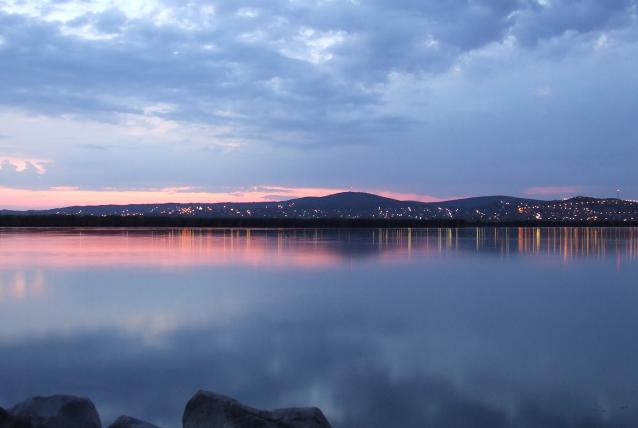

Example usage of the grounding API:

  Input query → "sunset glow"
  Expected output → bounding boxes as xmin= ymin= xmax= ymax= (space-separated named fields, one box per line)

xmin=0 ymin=186 xmax=454 ymax=210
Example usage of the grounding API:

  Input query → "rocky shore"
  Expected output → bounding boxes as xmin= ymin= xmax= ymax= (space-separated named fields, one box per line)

xmin=0 ymin=390 xmax=331 ymax=428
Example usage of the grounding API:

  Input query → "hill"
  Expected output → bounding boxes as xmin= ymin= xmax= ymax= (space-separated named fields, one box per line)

xmin=1 ymin=192 xmax=637 ymax=223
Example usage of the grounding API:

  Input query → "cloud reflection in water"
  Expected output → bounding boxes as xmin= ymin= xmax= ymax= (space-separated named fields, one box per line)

xmin=0 ymin=228 xmax=637 ymax=427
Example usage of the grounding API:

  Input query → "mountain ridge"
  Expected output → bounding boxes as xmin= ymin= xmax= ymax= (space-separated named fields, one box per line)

xmin=1 ymin=191 xmax=637 ymax=222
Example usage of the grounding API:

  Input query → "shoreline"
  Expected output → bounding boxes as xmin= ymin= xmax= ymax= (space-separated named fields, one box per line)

xmin=1 ymin=215 xmax=638 ymax=228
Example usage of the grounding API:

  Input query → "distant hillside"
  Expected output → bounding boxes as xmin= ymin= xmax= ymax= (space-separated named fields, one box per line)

xmin=2 ymin=192 xmax=638 ymax=223
xmin=436 ymin=195 xmax=541 ymax=209
xmin=290 ymin=192 xmax=402 ymax=209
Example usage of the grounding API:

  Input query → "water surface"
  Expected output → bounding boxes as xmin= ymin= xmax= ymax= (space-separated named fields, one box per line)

xmin=1 ymin=228 xmax=638 ymax=427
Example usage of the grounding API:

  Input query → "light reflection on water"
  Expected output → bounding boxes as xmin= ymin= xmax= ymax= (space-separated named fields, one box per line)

xmin=0 ymin=228 xmax=638 ymax=428
xmin=1 ymin=227 xmax=637 ymax=270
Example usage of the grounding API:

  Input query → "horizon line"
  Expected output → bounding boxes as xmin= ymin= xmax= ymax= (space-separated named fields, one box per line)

xmin=0 ymin=186 xmax=629 ymax=211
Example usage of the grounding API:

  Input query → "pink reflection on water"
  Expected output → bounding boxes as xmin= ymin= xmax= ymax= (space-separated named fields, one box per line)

xmin=0 ymin=229 xmax=350 ymax=270
xmin=0 ymin=270 xmax=46 ymax=302
xmin=0 ymin=228 xmax=637 ymax=274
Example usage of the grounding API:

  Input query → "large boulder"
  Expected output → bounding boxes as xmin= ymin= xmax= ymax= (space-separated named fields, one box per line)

xmin=108 ymin=416 xmax=161 ymax=428
xmin=183 ymin=390 xmax=331 ymax=428
xmin=271 ymin=408 xmax=331 ymax=428
xmin=9 ymin=395 xmax=101 ymax=428
xmin=0 ymin=406 xmax=30 ymax=428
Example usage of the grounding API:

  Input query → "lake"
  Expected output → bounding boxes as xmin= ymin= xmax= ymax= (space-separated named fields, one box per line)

xmin=1 ymin=227 xmax=638 ymax=427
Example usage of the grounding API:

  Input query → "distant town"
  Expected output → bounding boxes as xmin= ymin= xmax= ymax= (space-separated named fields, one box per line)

xmin=2 ymin=192 xmax=638 ymax=223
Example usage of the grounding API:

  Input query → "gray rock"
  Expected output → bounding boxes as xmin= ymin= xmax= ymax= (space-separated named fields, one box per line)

xmin=10 ymin=395 xmax=101 ymax=428
xmin=108 ymin=416 xmax=161 ymax=428
xmin=183 ymin=390 xmax=331 ymax=428
xmin=271 ymin=408 xmax=331 ymax=427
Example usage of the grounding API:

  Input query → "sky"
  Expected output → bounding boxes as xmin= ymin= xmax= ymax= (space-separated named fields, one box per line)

xmin=0 ymin=0 xmax=637 ymax=209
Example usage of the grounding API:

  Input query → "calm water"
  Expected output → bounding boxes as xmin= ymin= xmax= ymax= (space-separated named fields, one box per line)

xmin=1 ymin=228 xmax=638 ymax=428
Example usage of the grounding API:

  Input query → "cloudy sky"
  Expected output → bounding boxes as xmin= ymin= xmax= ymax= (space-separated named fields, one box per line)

xmin=0 ymin=0 xmax=637 ymax=208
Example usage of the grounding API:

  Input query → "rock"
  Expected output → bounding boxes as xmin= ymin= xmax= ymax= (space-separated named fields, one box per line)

xmin=1 ymin=407 xmax=15 ymax=428
xmin=271 ymin=408 xmax=331 ymax=427
xmin=183 ymin=390 xmax=331 ymax=428
xmin=9 ymin=395 xmax=101 ymax=428
xmin=0 ymin=406 xmax=30 ymax=428
xmin=108 ymin=416 xmax=161 ymax=428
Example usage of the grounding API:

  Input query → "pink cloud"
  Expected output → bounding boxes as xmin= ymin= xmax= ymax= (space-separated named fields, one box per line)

xmin=0 ymin=186 xmax=326 ymax=210
xmin=523 ymin=186 xmax=586 ymax=196
xmin=0 ymin=156 xmax=52 ymax=174
xmin=0 ymin=185 xmax=457 ymax=210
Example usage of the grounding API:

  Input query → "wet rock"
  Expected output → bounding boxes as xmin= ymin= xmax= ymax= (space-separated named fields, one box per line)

xmin=108 ymin=415 xmax=161 ymax=428
xmin=183 ymin=390 xmax=331 ymax=428
xmin=10 ymin=395 xmax=101 ymax=428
